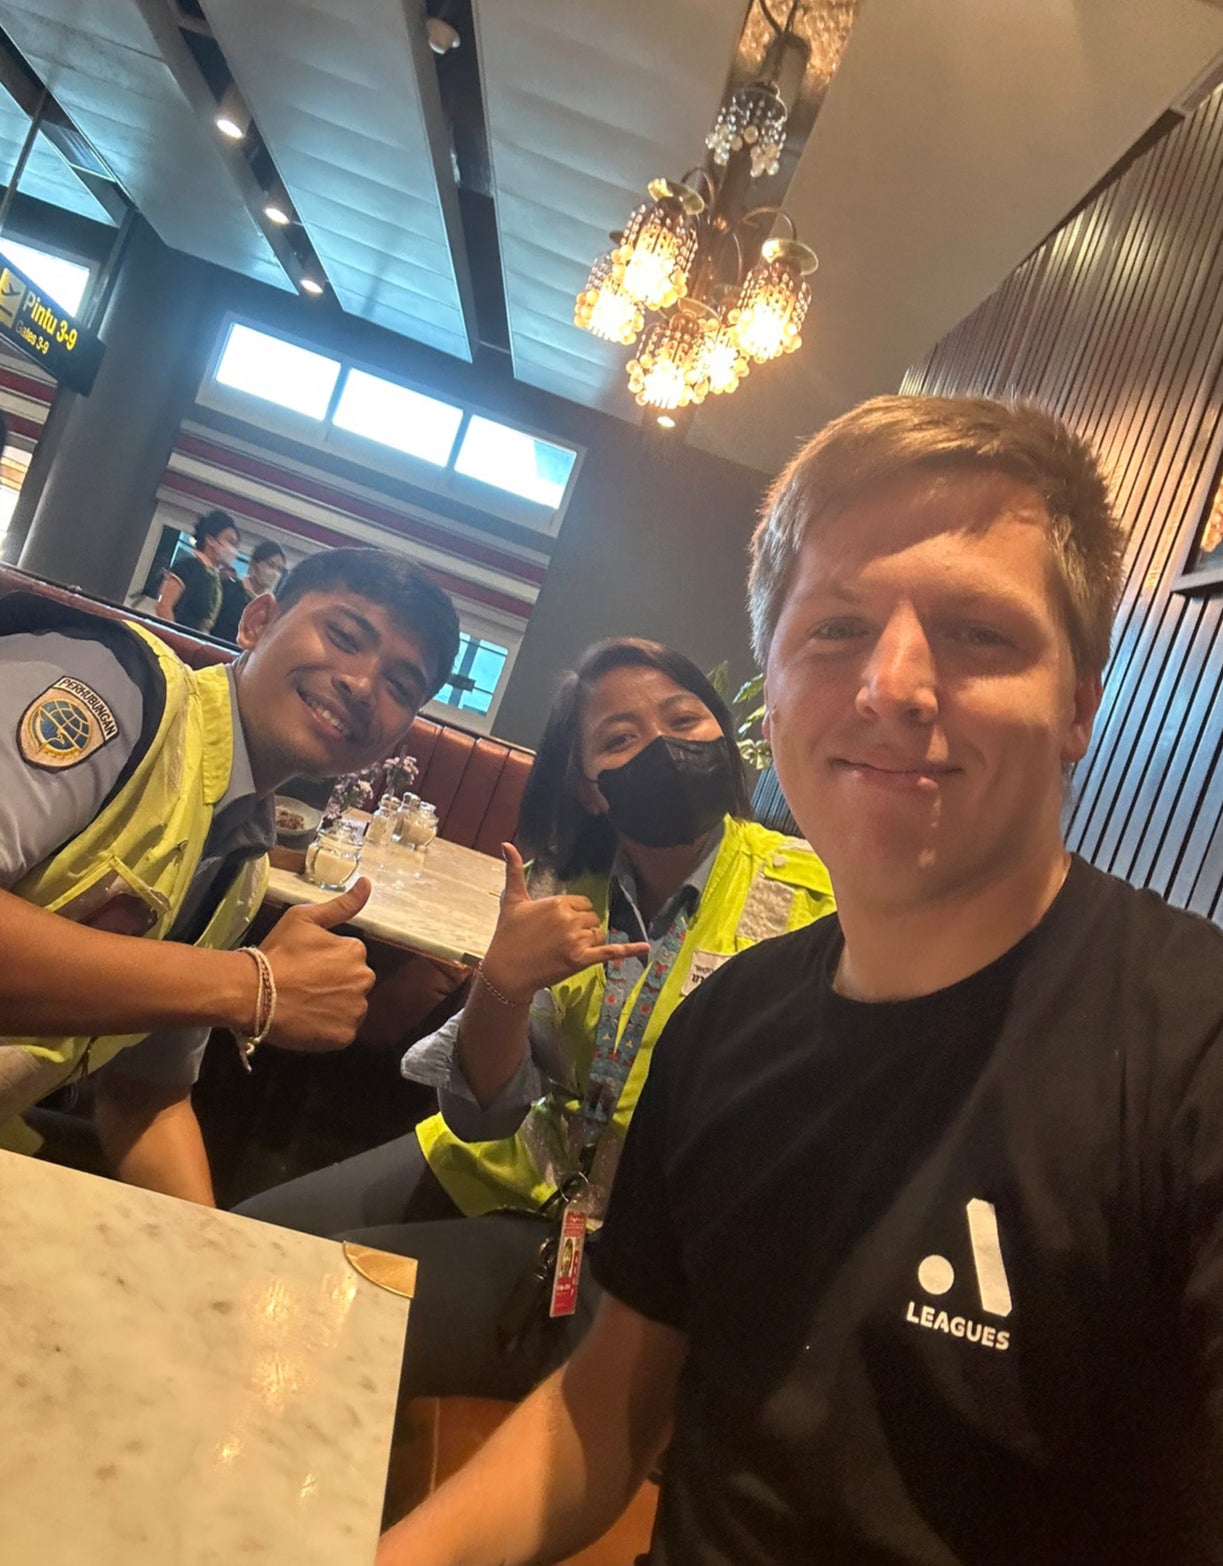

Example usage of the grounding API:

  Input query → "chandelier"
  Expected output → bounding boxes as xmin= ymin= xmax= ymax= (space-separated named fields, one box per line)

xmin=573 ymin=0 xmax=821 ymax=419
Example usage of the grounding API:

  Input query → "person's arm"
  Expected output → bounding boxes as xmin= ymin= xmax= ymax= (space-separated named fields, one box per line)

xmin=0 ymin=877 xmax=374 ymax=1047
xmin=401 ymin=1007 xmax=545 ymax=1142
xmin=377 ymin=1295 xmax=686 ymax=1566
xmin=93 ymin=1075 xmax=215 ymax=1205
xmin=153 ymin=570 xmax=185 ymax=622
xmin=458 ymin=844 xmax=648 ymax=1107
xmin=0 ymin=886 xmax=256 ymax=1037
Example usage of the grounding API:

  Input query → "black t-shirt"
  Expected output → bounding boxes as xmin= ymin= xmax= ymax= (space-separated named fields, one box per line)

xmin=592 ymin=856 xmax=1223 ymax=1564
xmin=171 ymin=551 xmax=222 ymax=633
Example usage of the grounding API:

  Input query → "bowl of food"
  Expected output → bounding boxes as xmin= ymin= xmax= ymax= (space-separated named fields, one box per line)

xmin=274 ymin=795 xmax=322 ymax=846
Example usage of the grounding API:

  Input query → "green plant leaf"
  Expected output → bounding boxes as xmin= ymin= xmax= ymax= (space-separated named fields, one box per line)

xmin=707 ymin=660 xmax=731 ymax=700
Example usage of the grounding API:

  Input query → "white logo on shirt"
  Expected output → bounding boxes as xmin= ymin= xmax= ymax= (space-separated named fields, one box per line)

xmin=903 ymin=1198 xmax=1013 ymax=1353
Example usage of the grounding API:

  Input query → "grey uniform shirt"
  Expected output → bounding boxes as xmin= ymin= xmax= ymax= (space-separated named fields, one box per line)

xmin=0 ymin=629 xmax=275 ymax=1089
xmin=401 ymin=827 xmax=724 ymax=1142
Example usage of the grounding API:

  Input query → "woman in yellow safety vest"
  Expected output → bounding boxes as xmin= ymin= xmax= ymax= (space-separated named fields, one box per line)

xmin=237 ymin=637 xmax=835 ymax=1398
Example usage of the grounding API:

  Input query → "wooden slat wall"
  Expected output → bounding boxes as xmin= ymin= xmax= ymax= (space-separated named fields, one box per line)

xmin=902 ymin=89 xmax=1223 ymax=923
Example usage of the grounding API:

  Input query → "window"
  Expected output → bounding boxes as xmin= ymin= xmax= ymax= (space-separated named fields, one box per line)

xmin=454 ymin=417 xmax=577 ymax=509
xmin=434 ymin=633 xmax=510 ymax=718
xmin=0 ymin=240 xmax=92 ymax=316
xmin=332 ymin=368 xmax=463 ymax=466
xmin=200 ymin=315 xmax=582 ymax=536
xmin=214 ymin=322 xmax=340 ymax=420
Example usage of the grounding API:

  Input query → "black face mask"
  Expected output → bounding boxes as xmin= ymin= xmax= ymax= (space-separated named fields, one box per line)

xmin=595 ymin=734 xmax=736 ymax=849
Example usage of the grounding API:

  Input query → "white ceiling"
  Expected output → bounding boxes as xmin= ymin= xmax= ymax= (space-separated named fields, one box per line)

xmin=473 ymin=0 xmax=750 ymax=415
xmin=200 ymin=0 xmax=477 ymax=360
xmin=693 ymin=0 xmax=1223 ymax=470
xmin=0 ymin=0 xmax=291 ymax=290
xmin=476 ymin=0 xmax=1223 ymax=472
xmin=0 ymin=85 xmax=115 ymax=226
xmin=1 ymin=0 xmax=1222 ymax=473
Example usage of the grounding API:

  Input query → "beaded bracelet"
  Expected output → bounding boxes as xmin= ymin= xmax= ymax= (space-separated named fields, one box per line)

xmin=476 ymin=960 xmax=529 ymax=1009
xmin=235 ymin=946 xmax=277 ymax=1071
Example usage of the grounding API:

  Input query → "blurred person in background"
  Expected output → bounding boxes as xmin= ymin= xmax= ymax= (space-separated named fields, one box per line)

xmin=213 ymin=539 xmax=288 ymax=644
xmin=154 ymin=508 xmax=239 ymax=634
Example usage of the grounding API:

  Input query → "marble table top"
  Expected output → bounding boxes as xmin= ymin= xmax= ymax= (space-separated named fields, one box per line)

xmin=1 ymin=1152 xmax=411 ymax=1565
xmin=266 ymin=835 xmax=504 ymax=964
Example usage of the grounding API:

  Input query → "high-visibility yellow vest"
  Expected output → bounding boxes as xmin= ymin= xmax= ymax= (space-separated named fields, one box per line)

xmin=1 ymin=613 xmax=268 ymax=1153
xmin=417 ymin=816 xmax=835 ymax=1218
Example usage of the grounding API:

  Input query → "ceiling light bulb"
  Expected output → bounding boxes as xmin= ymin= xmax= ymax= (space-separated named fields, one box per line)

xmin=300 ymin=275 xmax=324 ymax=296
xmin=656 ymin=414 xmax=677 ymax=429
xmin=215 ymin=85 xmax=249 ymax=142
xmin=695 ymin=311 xmax=749 ymax=396
xmin=574 ymin=253 xmax=642 ymax=346
xmin=626 ymin=307 xmax=710 ymax=412
xmin=730 ymin=242 xmax=816 ymax=363
xmin=263 ymin=178 xmax=294 ymax=228
xmin=613 ymin=183 xmax=703 ymax=313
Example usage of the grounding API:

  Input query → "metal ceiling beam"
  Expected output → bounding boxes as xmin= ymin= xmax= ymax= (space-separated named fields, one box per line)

xmin=0 ymin=25 xmax=130 ymax=225
xmin=0 ymin=0 xmax=296 ymax=290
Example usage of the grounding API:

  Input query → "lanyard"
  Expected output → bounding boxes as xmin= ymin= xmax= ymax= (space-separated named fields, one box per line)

xmin=578 ymin=903 xmax=690 ymax=1151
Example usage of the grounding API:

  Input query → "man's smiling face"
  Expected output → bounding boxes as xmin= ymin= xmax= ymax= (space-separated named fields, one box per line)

xmin=234 ymin=589 xmax=433 ymax=792
xmin=763 ymin=468 xmax=1101 ymax=912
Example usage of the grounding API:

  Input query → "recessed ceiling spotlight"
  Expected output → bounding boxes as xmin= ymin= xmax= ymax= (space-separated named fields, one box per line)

xmin=215 ymin=85 xmax=249 ymax=141
xmin=263 ymin=179 xmax=293 ymax=226
xmin=300 ymin=274 xmax=324 ymax=297
xmin=656 ymin=414 xmax=677 ymax=429
xmin=427 ymin=17 xmax=460 ymax=54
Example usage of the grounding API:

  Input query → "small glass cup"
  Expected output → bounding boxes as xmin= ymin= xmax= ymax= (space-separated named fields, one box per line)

xmin=392 ymin=793 xmax=421 ymax=845
xmin=303 ymin=821 xmax=363 ymax=890
xmin=365 ymin=794 xmax=400 ymax=849
xmin=400 ymin=801 xmax=438 ymax=853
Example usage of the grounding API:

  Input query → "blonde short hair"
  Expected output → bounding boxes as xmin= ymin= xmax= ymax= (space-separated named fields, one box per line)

xmin=748 ymin=395 xmax=1125 ymax=676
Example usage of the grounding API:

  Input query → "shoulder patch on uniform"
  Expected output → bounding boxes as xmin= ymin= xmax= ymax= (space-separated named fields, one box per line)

xmin=18 ymin=677 xmax=119 ymax=770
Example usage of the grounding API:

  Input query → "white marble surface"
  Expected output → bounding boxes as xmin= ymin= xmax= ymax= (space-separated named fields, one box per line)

xmin=267 ymin=836 xmax=504 ymax=963
xmin=1 ymin=1152 xmax=410 ymax=1565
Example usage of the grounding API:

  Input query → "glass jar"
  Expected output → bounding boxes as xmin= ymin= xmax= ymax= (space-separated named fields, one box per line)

xmin=365 ymin=794 xmax=400 ymax=849
xmin=392 ymin=793 xmax=420 ymax=844
xmin=399 ymin=800 xmax=438 ymax=851
xmin=303 ymin=820 xmax=363 ymax=889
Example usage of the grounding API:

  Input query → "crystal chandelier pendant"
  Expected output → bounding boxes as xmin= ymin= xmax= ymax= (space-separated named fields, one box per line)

xmin=626 ymin=301 xmax=713 ymax=411
xmin=574 ymin=252 xmax=644 ymax=345
xmin=705 ymin=80 xmax=788 ymax=180
xmin=614 ymin=179 xmax=705 ymax=312
xmin=694 ymin=298 xmax=750 ymax=396
xmin=730 ymin=238 xmax=818 ymax=363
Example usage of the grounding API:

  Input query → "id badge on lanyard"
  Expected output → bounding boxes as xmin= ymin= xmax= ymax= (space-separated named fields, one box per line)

xmin=577 ymin=906 xmax=691 ymax=1157
xmin=549 ymin=1173 xmax=593 ymax=1318
xmin=530 ymin=908 xmax=691 ymax=1330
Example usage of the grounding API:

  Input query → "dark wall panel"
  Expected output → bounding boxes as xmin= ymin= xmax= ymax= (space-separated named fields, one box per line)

xmin=903 ymin=89 xmax=1223 ymax=923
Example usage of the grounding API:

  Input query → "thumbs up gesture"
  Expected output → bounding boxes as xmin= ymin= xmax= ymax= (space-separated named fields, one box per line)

xmin=257 ymin=877 xmax=376 ymax=1051
xmin=479 ymin=844 xmax=650 ymax=1006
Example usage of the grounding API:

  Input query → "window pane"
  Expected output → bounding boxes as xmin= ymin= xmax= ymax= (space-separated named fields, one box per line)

xmin=454 ymin=417 xmax=576 ymax=509
xmin=214 ymin=323 xmax=340 ymax=420
xmin=0 ymin=240 xmax=91 ymax=315
xmin=333 ymin=369 xmax=463 ymax=466
xmin=435 ymin=633 xmax=508 ymax=717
